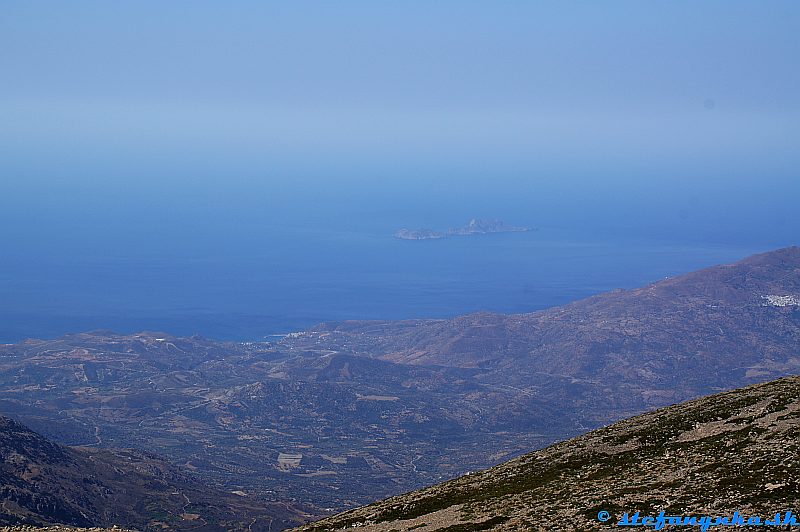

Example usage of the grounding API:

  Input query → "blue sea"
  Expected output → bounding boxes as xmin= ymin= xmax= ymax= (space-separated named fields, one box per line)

xmin=0 ymin=220 xmax=763 ymax=342
xmin=1 ymin=162 xmax=794 ymax=343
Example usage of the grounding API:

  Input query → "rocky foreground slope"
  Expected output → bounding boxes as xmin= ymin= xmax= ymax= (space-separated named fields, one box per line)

xmin=295 ymin=375 xmax=800 ymax=531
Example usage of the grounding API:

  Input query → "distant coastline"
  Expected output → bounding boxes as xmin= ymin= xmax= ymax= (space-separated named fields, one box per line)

xmin=395 ymin=218 xmax=533 ymax=240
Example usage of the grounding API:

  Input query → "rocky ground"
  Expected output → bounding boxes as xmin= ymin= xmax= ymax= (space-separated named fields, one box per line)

xmin=294 ymin=375 xmax=800 ymax=531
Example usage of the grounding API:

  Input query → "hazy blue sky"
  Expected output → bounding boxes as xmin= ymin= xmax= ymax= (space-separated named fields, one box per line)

xmin=1 ymin=1 xmax=798 ymax=245
xmin=2 ymin=1 xmax=798 ymax=169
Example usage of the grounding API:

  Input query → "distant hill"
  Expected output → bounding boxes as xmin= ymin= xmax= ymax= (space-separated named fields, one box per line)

xmin=299 ymin=246 xmax=800 ymax=424
xmin=0 ymin=416 xmax=309 ymax=530
xmin=0 ymin=247 xmax=797 ymax=518
xmin=294 ymin=375 xmax=800 ymax=531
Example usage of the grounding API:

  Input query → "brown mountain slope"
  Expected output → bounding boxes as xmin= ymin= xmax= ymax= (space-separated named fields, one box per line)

xmin=294 ymin=375 xmax=800 ymax=531
xmin=0 ymin=416 xmax=309 ymax=530
xmin=287 ymin=246 xmax=800 ymax=421
xmin=305 ymin=246 xmax=800 ymax=368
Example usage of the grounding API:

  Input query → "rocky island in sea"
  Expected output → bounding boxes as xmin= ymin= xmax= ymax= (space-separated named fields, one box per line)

xmin=394 ymin=218 xmax=532 ymax=240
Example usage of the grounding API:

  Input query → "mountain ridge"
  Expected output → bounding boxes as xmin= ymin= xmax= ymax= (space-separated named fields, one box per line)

xmin=303 ymin=245 xmax=800 ymax=369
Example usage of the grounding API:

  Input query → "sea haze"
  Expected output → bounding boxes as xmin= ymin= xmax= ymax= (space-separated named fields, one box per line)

xmin=0 ymin=165 xmax=778 ymax=343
